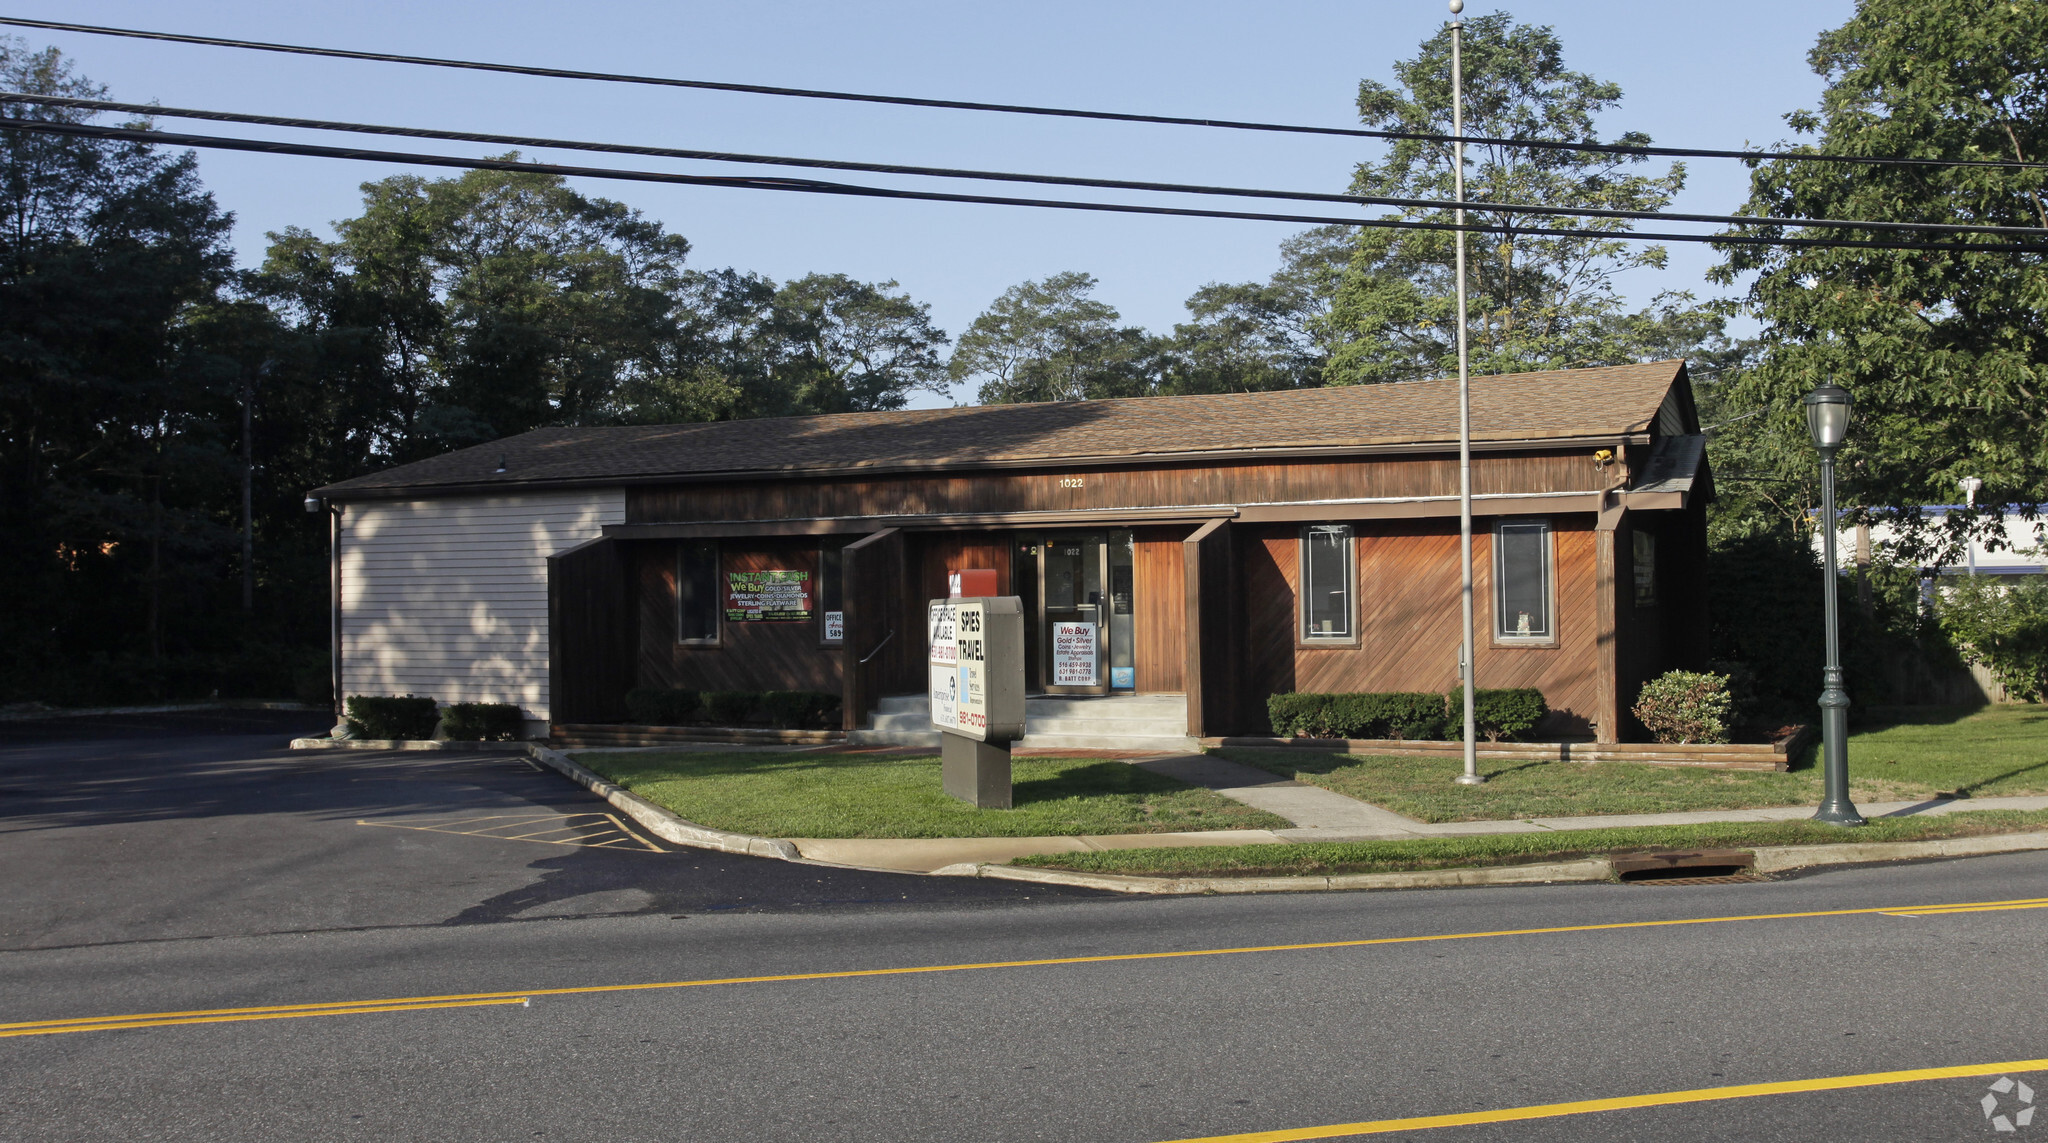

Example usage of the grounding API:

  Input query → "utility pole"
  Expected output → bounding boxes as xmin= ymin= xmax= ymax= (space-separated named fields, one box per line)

xmin=1451 ymin=0 xmax=1482 ymax=786
xmin=241 ymin=363 xmax=260 ymax=612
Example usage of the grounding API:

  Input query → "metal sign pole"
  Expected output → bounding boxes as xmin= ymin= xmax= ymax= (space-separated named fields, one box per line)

xmin=1451 ymin=0 xmax=1483 ymax=786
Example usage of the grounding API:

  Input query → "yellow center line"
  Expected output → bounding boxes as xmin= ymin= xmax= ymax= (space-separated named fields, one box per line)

xmin=1883 ymin=901 xmax=2048 ymax=916
xmin=1151 ymin=1057 xmax=2048 ymax=1142
xmin=1 ymin=998 xmax=529 ymax=1039
xmin=6 ymin=894 xmax=2044 ymax=1039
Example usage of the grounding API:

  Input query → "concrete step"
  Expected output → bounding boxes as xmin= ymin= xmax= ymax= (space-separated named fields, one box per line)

xmin=1015 ymin=732 xmax=1202 ymax=753
xmin=1022 ymin=716 xmax=1190 ymax=736
xmin=858 ymin=692 xmax=1194 ymax=752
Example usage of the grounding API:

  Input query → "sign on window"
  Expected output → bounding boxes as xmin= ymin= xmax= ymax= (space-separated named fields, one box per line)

xmin=724 ymin=569 xmax=811 ymax=621
xmin=1051 ymin=621 xmax=1098 ymax=686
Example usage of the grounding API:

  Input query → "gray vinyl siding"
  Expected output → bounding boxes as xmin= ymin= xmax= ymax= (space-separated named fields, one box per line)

xmin=339 ymin=490 xmax=625 ymax=721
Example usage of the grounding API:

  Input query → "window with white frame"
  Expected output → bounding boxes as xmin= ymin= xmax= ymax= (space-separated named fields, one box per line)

xmin=1300 ymin=525 xmax=1355 ymax=641
xmin=1493 ymin=519 xmax=1554 ymax=641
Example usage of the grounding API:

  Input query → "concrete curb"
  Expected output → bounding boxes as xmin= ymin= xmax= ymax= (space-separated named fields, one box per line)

xmin=954 ymin=831 xmax=2048 ymax=894
xmin=954 ymin=858 xmax=1617 ymax=895
xmin=524 ymin=744 xmax=801 ymax=861
xmin=288 ymin=738 xmax=527 ymax=752
xmin=1751 ymin=831 xmax=2048 ymax=872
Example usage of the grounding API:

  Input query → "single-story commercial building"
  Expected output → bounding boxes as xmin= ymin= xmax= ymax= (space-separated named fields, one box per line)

xmin=308 ymin=360 xmax=1712 ymax=743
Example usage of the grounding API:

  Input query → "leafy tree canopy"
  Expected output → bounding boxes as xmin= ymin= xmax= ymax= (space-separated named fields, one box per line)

xmin=1324 ymin=12 xmax=1712 ymax=385
xmin=1712 ymin=0 xmax=2048 ymax=562
xmin=950 ymin=272 xmax=1157 ymax=403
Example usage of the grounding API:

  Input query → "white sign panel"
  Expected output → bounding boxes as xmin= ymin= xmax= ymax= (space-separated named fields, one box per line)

xmin=1051 ymin=621 xmax=1098 ymax=686
xmin=927 ymin=601 xmax=957 ymax=666
xmin=930 ymin=663 xmax=960 ymax=731
xmin=823 ymin=610 xmax=844 ymax=641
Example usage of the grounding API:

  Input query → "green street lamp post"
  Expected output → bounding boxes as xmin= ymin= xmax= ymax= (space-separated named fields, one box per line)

xmin=1805 ymin=383 xmax=1864 ymax=827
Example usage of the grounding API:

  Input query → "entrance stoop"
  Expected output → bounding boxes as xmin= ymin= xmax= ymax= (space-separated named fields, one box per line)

xmin=847 ymin=693 xmax=1199 ymax=753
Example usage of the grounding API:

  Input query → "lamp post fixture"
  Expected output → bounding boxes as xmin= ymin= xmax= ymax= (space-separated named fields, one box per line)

xmin=1804 ymin=383 xmax=1863 ymax=826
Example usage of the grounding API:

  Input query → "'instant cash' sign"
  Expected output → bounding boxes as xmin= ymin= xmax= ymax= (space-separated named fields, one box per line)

xmin=725 ymin=569 xmax=812 ymax=621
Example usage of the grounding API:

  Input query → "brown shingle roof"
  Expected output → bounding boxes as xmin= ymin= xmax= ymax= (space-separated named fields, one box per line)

xmin=315 ymin=360 xmax=1686 ymax=498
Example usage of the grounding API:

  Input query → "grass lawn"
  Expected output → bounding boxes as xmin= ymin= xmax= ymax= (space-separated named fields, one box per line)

xmin=574 ymin=750 xmax=1290 ymax=839
xmin=1009 ymin=808 xmax=2048 ymax=879
xmin=1226 ymin=704 xmax=2048 ymax=823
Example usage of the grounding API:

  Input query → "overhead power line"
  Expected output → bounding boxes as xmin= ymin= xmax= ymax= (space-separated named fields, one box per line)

xmin=9 ymin=117 xmax=2047 ymax=256
xmin=6 ymin=14 xmax=2046 ymax=172
xmin=7 ymin=93 xmax=2044 ymax=242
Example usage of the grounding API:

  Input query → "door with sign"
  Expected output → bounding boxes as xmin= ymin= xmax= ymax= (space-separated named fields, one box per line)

xmin=1037 ymin=533 xmax=1109 ymax=694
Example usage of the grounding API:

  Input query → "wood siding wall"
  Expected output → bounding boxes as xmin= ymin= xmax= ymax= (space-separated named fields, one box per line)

xmin=549 ymin=538 xmax=632 ymax=724
xmin=340 ymin=490 xmax=624 ymax=722
xmin=635 ymin=541 xmax=844 ymax=695
xmin=1237 ymin=517 xmax=1603 ymax=737
xmin=626 ymin=452 xmax=1607 ymax=524
xmin=1133 ymin=528 xmax=1187 ymax=694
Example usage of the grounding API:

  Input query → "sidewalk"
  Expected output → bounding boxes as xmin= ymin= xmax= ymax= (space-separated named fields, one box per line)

xmin=784 ymin=753 xmax=2048 ymax=872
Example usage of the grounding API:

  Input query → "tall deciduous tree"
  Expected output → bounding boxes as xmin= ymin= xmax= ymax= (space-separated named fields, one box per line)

xmin=950 ymin=272 xmax=1157 ymax=403
xmin=1324 ymin=13 xmax=1703 ymax=385
xmin=0 ymin=39 xmax=243 ymax=687
xmin=261 ymin=165 xmax=693 ymax=459
xmin=1712 ymin=0 xmax=2048 ymax=560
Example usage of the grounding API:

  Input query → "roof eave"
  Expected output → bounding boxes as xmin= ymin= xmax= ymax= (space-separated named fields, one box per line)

xmin=310 ymin=430 xmax=1652 ymax=502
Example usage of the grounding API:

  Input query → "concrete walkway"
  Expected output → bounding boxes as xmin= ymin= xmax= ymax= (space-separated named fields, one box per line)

xmin=781 ymin=752 xmax=2048 ymax=872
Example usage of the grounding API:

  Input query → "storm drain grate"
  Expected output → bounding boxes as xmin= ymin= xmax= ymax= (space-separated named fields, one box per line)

xmin=1613 ymin=848 xmax=1757 ymax=884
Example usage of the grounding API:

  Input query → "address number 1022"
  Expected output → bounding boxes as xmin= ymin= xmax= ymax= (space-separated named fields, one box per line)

xmin=1058 ymin=477 xmax=1084 ymax=488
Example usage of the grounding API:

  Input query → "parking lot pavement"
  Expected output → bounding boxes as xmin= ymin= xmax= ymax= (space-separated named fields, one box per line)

xmin=0 ymin=712 xmax=1094 ymax=951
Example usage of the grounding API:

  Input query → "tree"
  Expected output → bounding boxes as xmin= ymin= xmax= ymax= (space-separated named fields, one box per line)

xmin=950 ymin=272 xmax=1158 ymax=403
xmin=1160 ymin=227 xmax=1344 ymax=394
xmin=761 ymin=273 xmax=949 ymax=414
xmin=260 ymin=164 xmax=694 ymax=459
xmin=1323 ymin=12 xmax=1708 ymax=385
xmin=1712 ymin=0 xmax=2048 ymax=563
xmin=0 ymin=38 xmax=250 ymax=693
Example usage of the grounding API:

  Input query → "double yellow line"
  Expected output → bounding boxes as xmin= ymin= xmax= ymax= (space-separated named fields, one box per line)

xmin=0 ymin=996 xmax=530 ymax=1038
xmin=6 ymin=894 xmax=2046 ymax=1041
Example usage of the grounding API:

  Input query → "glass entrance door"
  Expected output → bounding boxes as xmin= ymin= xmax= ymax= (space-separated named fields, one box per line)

xmin=1039 ymin=534 xmax=1108 ymax=694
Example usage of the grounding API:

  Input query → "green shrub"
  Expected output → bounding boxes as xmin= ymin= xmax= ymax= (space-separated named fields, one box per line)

xmin=1936 ymin=569 xmax=2048 ymax=703
xmin=624 ymin=687 xmax=699 ymax=725
xmin=760 ymin=690 xmax=846 ymax=729
xmin=346 ymin=695 xmax=440 ymax=740
xmin=1467 ymin=688 xmax=1548 ymax=741
xmin=441 ymin=702 xmax=525 ymax=741
xmin=1632 ymin=671 xmax=1734 ymax=744
xmin=1269 ymin=689 xmax=1549 ymax=742
xmin=700 ymin=690 xmax=757 ymax=725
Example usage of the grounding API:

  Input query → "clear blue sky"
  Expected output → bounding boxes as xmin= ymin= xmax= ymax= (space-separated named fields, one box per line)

xmin=12 ymin=0 xmax=1856 ymax=405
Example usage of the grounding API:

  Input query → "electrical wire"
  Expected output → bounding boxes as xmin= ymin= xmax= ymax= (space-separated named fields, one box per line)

xmin=9 ymin=117 xmax=2047 ymax=255
xmin=7 ymin=93 xmax=2043 ymax=241
xmin=6 ymin=14 xmax=2045 ymax=172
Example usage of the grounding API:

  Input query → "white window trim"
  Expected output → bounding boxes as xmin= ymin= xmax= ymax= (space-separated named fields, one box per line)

xmin=1298 ymin=524 xmax=1358 ymax=644
xmin=1492 ymin=518 xmax=1557 ymax=645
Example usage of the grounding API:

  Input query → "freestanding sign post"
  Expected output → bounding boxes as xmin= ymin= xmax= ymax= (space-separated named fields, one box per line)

xmin=928 ymin=595 xmax=1026 ymax=808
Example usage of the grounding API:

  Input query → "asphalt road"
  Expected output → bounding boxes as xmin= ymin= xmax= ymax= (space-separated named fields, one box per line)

xmin=3 ymin=715 xmax=2046 ymax=1142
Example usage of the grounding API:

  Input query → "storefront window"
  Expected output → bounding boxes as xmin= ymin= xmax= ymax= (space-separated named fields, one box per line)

xmin=1300 ymin=525 xmax=1354 ymax=641
xmin=1494 ymin=520 xmax=1553 ymax=641
xmin=677 ymin=541 xmax=719 ymax=644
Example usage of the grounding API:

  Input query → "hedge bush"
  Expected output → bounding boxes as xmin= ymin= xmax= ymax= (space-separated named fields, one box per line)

xmin=700 ymin=690 xmax=759 ymax=725
xmin=346 ymin=695 xmax=440 ymax=740
xmin=624 ymin=687 xmax=699 ymax=725
xmin=441 ymin=702 xmax=525 ymax=741
xmin=1266 ymin=689 xmax=1547 ymax=742
xmin=620 ymin=687 xmax=841 ymax=729
xmin=1632 ymin=670 xmax=1734 ymax=744
xmin=759 ymin=690 xmax=841 ymax=729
